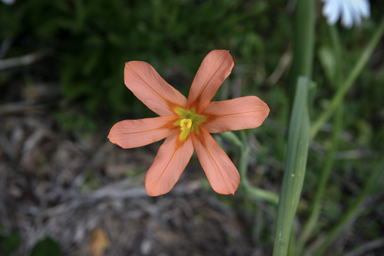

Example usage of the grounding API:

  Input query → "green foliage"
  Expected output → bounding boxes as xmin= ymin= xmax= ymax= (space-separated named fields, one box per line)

xmin=1 ymin=1 xmax=384 ymax=254
xmin=54 ymin=111 xmax=97 ymax=132
xmin=0 ymin=0 xmax=289 ymax=117
xmin=0 ymin=233 xmax=21 ymax=255
xmin=30 ymin=236 xmax=62 ymax=256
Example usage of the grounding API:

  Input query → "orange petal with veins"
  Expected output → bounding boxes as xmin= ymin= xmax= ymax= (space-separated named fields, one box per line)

xmin=145 ymin=133 xmax=194 ymax=196
xmin=125 ymin=61 xmax=187 ymax=116
xmin=192 ymin=127 xmax=240 ymax=195
xmin=202 ymin=96 xmax=270 ymax=134
xmin=187 ymin=50 xmax=234 ymax=113
xmin=108 ymin=116 xmax=178 ymax=149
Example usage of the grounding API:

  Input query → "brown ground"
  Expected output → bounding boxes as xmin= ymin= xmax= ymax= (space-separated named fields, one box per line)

xmin=0 ymin=86 xmax=268 ymax=256
xmin=2 ymin=55 xmax=383 ymax=256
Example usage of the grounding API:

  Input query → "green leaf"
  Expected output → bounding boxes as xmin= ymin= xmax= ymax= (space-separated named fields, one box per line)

xmin=30 ymin=236 xmax=62 ymax=256
xmin=273 ymin=77 xmax=310 ymax=256
xmin=318 ymin=46 xmax=336 ymax=84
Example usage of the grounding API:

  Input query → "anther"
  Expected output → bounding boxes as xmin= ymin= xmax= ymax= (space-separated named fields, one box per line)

xmin=180 ymin=119 xmax=192 ymax=131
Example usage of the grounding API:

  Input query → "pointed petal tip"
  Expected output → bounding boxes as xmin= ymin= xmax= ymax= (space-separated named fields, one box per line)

xmin=203 ymin=96 xmax=270 ymax=133
xmin=214 ymin=187 xmax=238 ymax=195
xmin=188 ymin=50 xmax=234 ymax=112
xmin=265 ymin=102 xmax=271 ymax=114
xmin=210 ymin=176 xmax=240 ymax=195
xmin=146 ymin=187 xmax=169 ymax=197
xmin=144 ymin=179 xmax=175 ymax=197
xmin=107 ymin=117 xmax=177 ymax=149
xmin=124 ymin=61 xmax=187 ymax=116
xmin=107 ymin=130 xmax=119 ymax=145
xmin=145 ymin=171 xmax=174 ymax=197
xmin=210 ymin=49 xmax=231 ymax=55
xmin=107 ymin=137 xmax=121 ymax=147
xmin=144 ymin=134 xmax=194 ymax=197
xmin=192 ymin=128 xmax=241 ymax=195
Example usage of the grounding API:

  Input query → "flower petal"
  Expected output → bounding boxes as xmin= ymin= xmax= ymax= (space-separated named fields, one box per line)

xmin=322 ymin=0 xmax=342 ymax=25
xmin=192 ymin=127 xmax=240 ymax=195
xmin=108 ymin=116 xmax=178 ymax=149
xmin=187 ymin=50 xmax=234 ymax=113
xmin=341 ymin=0 xmax=353 ymax=28
xmin=202 ymin=96 xmax=270 ymax=134
xmin=125 ymin=61 xmax=187 ymax=116
xmin=358 ymin=0 xmax=370 ymax=18
xmin=145 ymin=133 xmax=194 ymax=196
xmin=350 ymin=0 xmax=370 ymax=26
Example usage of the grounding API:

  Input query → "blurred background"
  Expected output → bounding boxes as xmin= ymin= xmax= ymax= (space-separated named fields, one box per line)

xmin=0 ymin=0 xmax=383 ymax=255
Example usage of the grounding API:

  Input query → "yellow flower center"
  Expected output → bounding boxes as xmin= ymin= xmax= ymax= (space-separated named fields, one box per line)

xmin=173 ymin=107 xmax=207 ymax=141
xmin=180 ymin=119 xmax=192 ymax=131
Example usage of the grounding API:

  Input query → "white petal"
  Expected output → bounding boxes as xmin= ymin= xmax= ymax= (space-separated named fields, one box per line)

xmin=1 ymin=0 xmax=15 ymax=4
xmin=349 ymin=0 xmax=371 ymax=27
xmin=322 ymin=0 xmax=342 ymax=25
xmin=353 ymin=10 xmax=362 ymax=26
xmin=349 ymin=0 xmax=362 ymax=26
xmin=341 ymin=1 xmax=354 ymax=28
xmin=355 ymin=0 xmax=370 ymax=18
xmin=322 ymin=0 xmax=370 ymax=28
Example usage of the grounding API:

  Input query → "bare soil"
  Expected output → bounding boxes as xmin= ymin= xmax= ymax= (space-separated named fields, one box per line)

xmin=0 ymin=89 xmax=264 ymax=256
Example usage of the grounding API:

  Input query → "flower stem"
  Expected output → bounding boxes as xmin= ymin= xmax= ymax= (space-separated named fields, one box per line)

xmin=296 ymin=104 xmax=343 ymax=255
xmin=311 ymin=16 xmax=384 ymax=140
xmin=330 ymin=25 xmax=343 ymax=81
xmin=287 ymin=0 xmax=315 ymax=103
xmin=296 ymin=24 xmax=344 ymax=255
xmin=220 ymin=131 xmax=279 ymax=205
xmin=314 ymin=159 xmax=384 ymax=256
xmin=238 ymin=131 xmax=279 ymax=205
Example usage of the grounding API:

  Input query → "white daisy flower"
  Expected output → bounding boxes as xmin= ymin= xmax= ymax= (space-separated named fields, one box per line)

xmin=1 ymin=0 xmax=15 ymax=5
xmin=322 ymin=0 xmax=370 ymax=28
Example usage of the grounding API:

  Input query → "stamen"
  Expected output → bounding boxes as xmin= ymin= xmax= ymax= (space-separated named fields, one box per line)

xmin=180 ymin=119 xmax=192 ymax=131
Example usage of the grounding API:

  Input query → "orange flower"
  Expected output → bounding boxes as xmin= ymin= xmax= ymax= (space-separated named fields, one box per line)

xmin=108 ymin=50 xmax=270 ymax=196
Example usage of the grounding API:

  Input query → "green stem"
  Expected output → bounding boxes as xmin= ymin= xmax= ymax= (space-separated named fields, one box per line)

xmin=296 ymin=104 xmax=343 ymax=255
xmin=311 ymin=17 xmax=384 ymax=140
xmin=220 ymin=131 xmax=279 ymax=205
xmin=296 ymin=24 xmax=344 ymax=254
xmin=238 ymin=131 xmax=279 ymax=205
xmin=288 ymin=0 xmax=315 ymax=102
xmin=330 ymin=25 xmax=343 ymax=83
xmin=273 ymin=77 xmax=310 ymax=256
xmin=314 ymin=159 xmax=384 ymax=256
